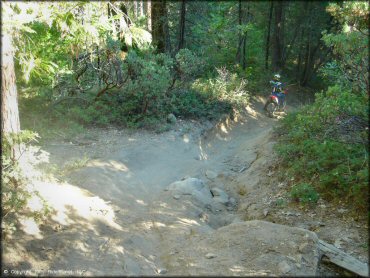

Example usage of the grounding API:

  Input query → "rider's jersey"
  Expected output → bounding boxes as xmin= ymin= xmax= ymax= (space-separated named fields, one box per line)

xmin=270 ymin=80 xmax=283 ymax=93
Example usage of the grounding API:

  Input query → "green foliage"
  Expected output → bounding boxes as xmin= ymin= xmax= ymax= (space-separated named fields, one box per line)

xmin=326 ymin=2 xmax=369 ymax=31
xmin=2 ymin=130 xmax=39 ymax=158
xmin=192 ymin=67 xmax=249 ymax=110
xmin=175 ymin=49 xmax=205 ymax=81
xmin=276 ymin=198 xmax=287 ymax=208
xmin=276 ymin=2 xmax=368 ymax=211
xmin=321 ymin=2 xmax=369 ymax=94
xmin=62 ymin=155 xmax=90 ymax=173
xmin=44 ymin=48 xmax=249 ymax=128
xmin=290 ymin=183 xmax=319 ymax=204
xmin=1 ymin=130 xmax=51 ymax=233
xmin=275 ymin=86 xmax=368 ymax=210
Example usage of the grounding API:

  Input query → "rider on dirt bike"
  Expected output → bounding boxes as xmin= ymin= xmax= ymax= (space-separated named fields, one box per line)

xmin=263 ymin=74 xmax=286 ymax=112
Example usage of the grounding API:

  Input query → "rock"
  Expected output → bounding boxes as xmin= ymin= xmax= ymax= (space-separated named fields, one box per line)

xmin=228 ymin=197 xmax=237 ymax=207
xmin=205 ymin=170 xmax=218 ymax=180
xmin=334 ymin=238 xmax=344 ymax=249
xmin=232 ymin=216 xmax=243 ymax=224
xmin=337 ymin=208 xmax=348 ymax=214
xmin=167 ymin=220 xmax=320 ymax=276
xmin=167 ymin=178 xmax=206 ymax=195
xmin=173 ymin=194 xmax=180 ymax=200
xmin=205 ymin=253 xmax=217 ymax=259
xmin=278 ymin=182 xmax=286 ymax=188
xmin=267 ymin=171 xmax=274 ymax=177
xmin=278 ymin=261 xmax=291 ymax=274
xmin=156 ymin=268 xmax=167 ymax=274
xmin=167 ymin=113 xmax=177 ymax=124
xmin=263 ymin=209 xmax=269 ymax=217
xmin=207 ymin=202 xmax=225 ymax=214
xmin=167 ymin=178 xmax=213 ymax=206
xmin=199 ymin=212 xmax=209 ymax=222
xmin=210 ymin=187 xmax=228 ymax=198
xmin=211 ymin=188 xmax=229 ymax=205
xmin=299 ymin=242 xmax=310 ymax=253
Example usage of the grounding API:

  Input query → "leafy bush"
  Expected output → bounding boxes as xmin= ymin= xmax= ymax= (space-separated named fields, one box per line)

xmin=290 ymin=183 xmax=319 ymax=204
xmin=43 ymin=48 xmax=250 ymax=128
xmin=1 ymin=130 xmax=52 ymax=236
xmin=275 ymin=85 xmax=368 ymax=211
xmin=192 ymin=67 xmax=249 ymax=110
xmin=175 ymin=48 xmax=205 ymax=81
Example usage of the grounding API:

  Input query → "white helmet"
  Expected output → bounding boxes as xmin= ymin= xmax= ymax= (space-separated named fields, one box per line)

xmin=273 ymin=74 xmax=281 ymax=81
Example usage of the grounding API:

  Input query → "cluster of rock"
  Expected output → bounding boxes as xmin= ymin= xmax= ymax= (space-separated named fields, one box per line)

xmin=161 ymin=176 xmax=324 ymax=276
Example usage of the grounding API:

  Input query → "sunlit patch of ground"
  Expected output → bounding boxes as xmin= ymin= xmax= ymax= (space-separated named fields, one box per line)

xmin=17 ymin=145 xmax=124 ymax=239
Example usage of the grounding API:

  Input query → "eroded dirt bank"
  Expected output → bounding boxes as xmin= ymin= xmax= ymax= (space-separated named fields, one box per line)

xmin=3 ymin=97 xmax=368 ymax=276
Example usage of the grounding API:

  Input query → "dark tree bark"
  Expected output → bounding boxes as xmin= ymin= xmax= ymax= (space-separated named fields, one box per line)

xmin=236 ymin=0 xmax=247 ymax=69
xmin=265 ymin=1 xmax=273 ymax=69
xmin=178 ymin=0 xmax=186 ymax=51
xmin=164 ymin=3 xmax=171 ymax=53
xmin=151 ymin=0 xmax=169 ymax=53
xmin=236 ymin=0 xmax=242 ymax=63
xmin=300 ymin=2 xmax=313 ymax=86
xmin=147 ymin=0 xmax=152 ymax=31
xmin=272 ymin=1 xmax=284 ymax=71
xmin=241 ymin=3 xmax=250 ymax=70
xmin=282 ymin=2 xmax=305 ymax=64
xmin=296 ymin=27 xmax=305 ymax=82
xmin=2 ymin=33 xmax=21 ymax=160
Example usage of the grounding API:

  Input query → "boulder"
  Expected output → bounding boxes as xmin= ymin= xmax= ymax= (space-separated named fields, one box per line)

xmin=205 ymin=170 xmax=218 ymax=180
xmin=210 ymin=187 xmax=229 ymax=205
xmin=167 ymin=113 xmax=177 ymax=124
xmin=166 ymin=178 xmax=213 ymax=206
xmin=163 ymin=220 xmax=320 ymax=276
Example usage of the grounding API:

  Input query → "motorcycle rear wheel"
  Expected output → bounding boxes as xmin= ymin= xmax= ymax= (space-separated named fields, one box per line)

xmin=266 ymin=102 xmax=277 ymax=118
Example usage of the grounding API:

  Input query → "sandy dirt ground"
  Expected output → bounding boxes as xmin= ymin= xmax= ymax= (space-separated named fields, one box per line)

xmin=2 ymin=95 xmax=368 ymax=276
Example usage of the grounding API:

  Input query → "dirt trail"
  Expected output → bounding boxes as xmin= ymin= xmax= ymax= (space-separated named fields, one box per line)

xmin=3 ymin=96 xmax=367 ymax=276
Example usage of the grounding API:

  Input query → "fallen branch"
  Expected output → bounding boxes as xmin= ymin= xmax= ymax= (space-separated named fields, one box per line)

xmin=319 ymin=239 xmax=369 ymax=277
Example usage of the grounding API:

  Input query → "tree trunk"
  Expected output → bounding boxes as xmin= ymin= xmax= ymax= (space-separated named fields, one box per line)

xmin=140 ymin=0 xmax=144 ymax=17
xmin=241 ymin=3 xmax=250 ymax=70
xmin=134 ymin=1 xmax=138 ymax=19
xmin=1 ymin=32 xmax=21 ymax=161
xmin=236 ymin=0 xmax=247 ymax=68
xmin=151 ymin=0 xmax=167 ymax=53
xmin=301 ymin=2 xmax=313 ymax=86
xmin=147 ymin=0 xmax=152 ymax=31
xmin=163 ymin=2 xmax=171 ymax=53
xmin=272 ymin=1 xmax=284 ymax=71
xmin=296 ymin=27 xmax=304 ymax=83
xmin=282 ymin=2 xmax=306 ymax=64
xmin=242 ymin=2 xmax=250 ymax=70
xmin=265 ymin=1 xmax=273 ymax=69
xmin=236 ymin=0 xmax=242 ymax=63
xmin=178 ymin=0 xmax=186 ymax=51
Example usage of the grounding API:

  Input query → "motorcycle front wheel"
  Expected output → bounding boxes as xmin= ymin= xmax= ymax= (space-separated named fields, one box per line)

xmin=266 ymin=102 xmax=277 ymax=118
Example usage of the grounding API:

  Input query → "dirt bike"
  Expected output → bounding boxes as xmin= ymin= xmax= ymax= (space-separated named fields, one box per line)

xmin=264 ymin=89 xmax=288 ymax=118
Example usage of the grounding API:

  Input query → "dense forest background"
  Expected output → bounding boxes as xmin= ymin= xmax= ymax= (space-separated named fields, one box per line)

xmin=1 ymin=1 xmax=368 ymax=227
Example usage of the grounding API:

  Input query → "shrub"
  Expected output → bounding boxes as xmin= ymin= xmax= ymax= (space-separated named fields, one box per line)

xmin=192 ymin=67 xmax=249 ymax=111
xmin=290 ymin=183 xmax=319 ymax=204
xmin=275 ymin=85 xmax=368 ymax=211
xmin=1 ymin=130 xmax=52 ymax=236
xmin=175 ymin=48 xmax=205 ymax=82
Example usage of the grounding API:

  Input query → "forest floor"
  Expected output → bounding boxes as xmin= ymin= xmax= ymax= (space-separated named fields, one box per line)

xmin=3 ymin=94 xmax=368 ymax=276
